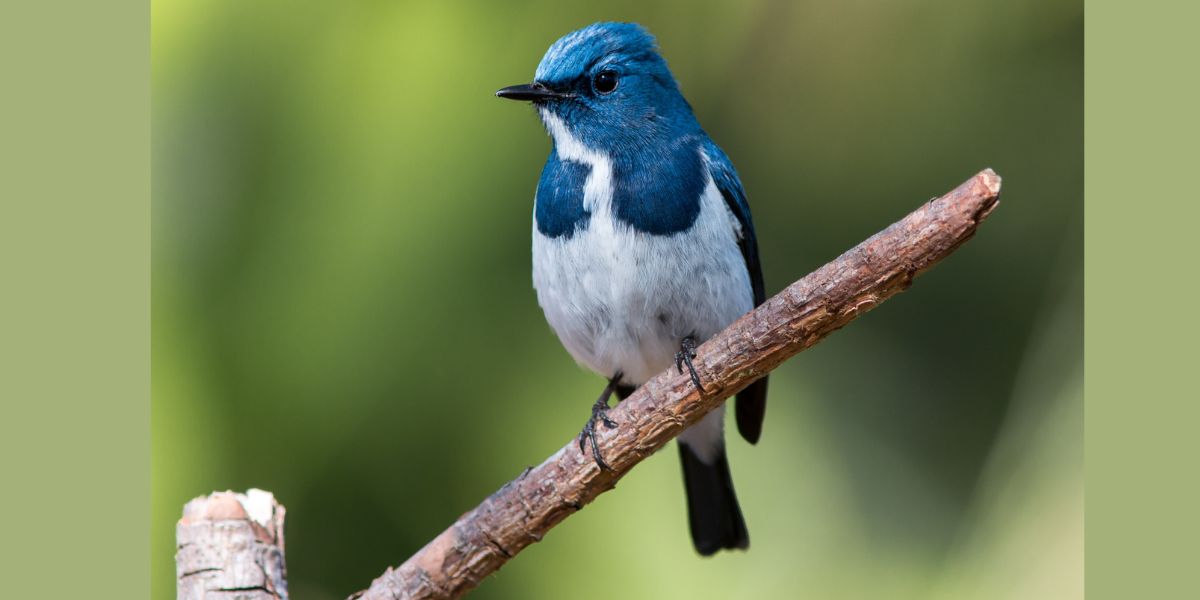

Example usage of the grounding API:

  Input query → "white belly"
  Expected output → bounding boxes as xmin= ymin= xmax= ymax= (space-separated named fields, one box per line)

xmin=532 ymin=179 xmax=753 ymax=386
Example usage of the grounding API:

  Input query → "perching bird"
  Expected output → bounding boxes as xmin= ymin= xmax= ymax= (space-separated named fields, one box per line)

xmin=496 ymin=22 xmax=768 ymax=556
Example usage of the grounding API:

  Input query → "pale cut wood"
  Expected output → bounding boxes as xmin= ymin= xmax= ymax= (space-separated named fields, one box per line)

xmin=176 ymin=489 xmax=288 ymax=600
xmin=346 ymin=169 xmax=1002 ymax=599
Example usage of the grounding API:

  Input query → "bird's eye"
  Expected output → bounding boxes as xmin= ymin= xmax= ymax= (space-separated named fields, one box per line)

xmin=593 ymin=70 xmax=618 ymax=94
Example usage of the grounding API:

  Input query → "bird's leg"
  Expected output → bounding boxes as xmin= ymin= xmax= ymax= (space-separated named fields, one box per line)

xmin=578 ymin=374 xmax=622 ymax=470
xmin=675 ymin=335 xmax=703 ymax=391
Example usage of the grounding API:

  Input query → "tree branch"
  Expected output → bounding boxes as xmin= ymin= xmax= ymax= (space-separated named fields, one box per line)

xmin=346 ymin=169 xmax=1002 ymax=599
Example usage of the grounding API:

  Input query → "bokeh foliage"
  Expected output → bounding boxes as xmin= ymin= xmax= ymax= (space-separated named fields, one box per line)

xmin=152 ymin=1 xmax=1082 ymax=598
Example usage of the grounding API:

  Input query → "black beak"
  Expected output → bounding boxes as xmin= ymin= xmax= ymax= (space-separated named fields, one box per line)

xmin=495 ymin=82 xmax=568 ymax=102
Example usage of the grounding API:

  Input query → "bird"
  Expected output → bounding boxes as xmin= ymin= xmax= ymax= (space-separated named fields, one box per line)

xmin=496 ymin=22 xmax=768 ymax=556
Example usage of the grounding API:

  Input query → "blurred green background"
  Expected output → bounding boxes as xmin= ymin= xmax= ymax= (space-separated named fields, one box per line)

xmin=152 ymin=1 xmax=1082 ymax=598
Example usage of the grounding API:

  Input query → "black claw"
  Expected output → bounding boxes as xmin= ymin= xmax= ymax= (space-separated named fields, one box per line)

xmin=675 ymin=336 xmax=704 ymax=391
xmin=589 ymin=424 xmax=611 ymax=471
xmin=579 ymin=376 xmax=623 ymax=470
xmin=579 ymin=416 xmax=612 ymax=470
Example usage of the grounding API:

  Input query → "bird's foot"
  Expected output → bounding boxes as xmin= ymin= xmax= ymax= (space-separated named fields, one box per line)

xmin=675 ymin=336 xmax=703 ymax=391
xmin=578 ymin=378 xmax=621 ymax=470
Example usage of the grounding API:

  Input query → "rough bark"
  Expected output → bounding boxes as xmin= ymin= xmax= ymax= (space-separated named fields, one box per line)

xmin=177 ymin=489 xmax=289 ymax=600
xmin=346 ymin=169 xmax=1002 ymax=599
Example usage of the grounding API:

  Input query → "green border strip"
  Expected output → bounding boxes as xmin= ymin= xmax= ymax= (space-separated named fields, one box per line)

xmin=1 ymin=1 xmax=149 ymax=598
xmin=1086 ymin=0 xmax=1199 ymax=598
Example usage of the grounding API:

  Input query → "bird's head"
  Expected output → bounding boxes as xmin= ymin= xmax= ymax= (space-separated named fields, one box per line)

xmin=497 ymin=22 xmax=698 ymax=152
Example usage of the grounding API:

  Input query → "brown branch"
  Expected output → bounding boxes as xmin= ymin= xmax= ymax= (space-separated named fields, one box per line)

xmin=177 ymin=489 xmax=289 ymax=599
xmin=347 ymin=169 xmax=1002 ymax=599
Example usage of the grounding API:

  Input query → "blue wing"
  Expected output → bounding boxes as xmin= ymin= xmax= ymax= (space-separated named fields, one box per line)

xmin=704 ymin=140 xmax=768 ymax=444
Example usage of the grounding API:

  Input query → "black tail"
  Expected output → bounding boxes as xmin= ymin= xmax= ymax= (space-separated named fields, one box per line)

xmin=735 ymin=376 xmax=768 ymax=444
xmin=678 ymin=442 xmax=749 ymax=555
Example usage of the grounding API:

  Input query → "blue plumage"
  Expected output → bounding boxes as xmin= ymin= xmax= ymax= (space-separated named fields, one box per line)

xmin=610 ymin=135 xmax=706 ymax=235
xmin=498 ymin=22 xmax=768 ymax=556
xmin=535 ymin=150 xmax=590 ymax=238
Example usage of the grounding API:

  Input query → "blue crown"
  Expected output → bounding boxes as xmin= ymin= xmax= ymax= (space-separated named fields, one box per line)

xmin=535 ymin=22 xmax=661 ymax=85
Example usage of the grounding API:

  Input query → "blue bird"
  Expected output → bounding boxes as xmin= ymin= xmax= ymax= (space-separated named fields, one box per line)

xmin=497 ymin=22 xmax=768 ymax=556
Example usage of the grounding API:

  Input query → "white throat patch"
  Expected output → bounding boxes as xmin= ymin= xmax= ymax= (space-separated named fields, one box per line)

xmin=538 ymin=110 xmax=613 ymax=215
